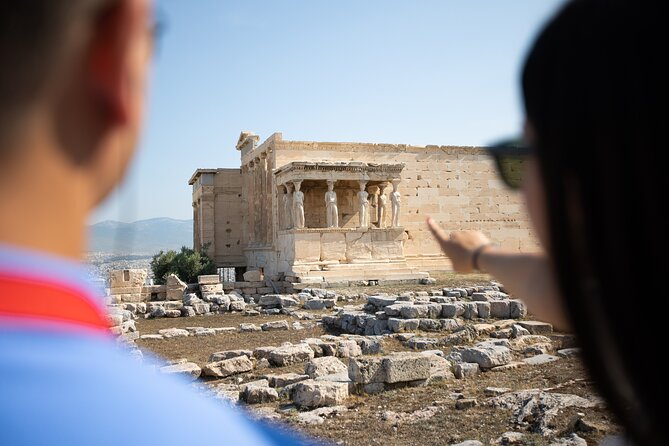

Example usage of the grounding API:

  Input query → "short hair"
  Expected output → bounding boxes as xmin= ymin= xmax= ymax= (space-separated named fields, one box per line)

xmin=0 ymin=0 xmax=113 ymax=151
xmin=523 ymin=0 xmax=666 ymax=444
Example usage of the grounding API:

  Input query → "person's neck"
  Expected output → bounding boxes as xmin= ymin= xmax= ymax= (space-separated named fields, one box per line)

xmin=0 ymin=152 xmax=91 ymax=261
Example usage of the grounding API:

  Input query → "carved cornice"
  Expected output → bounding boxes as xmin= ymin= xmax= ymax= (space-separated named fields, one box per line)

xmin=236 ymin=131 xmax=260 ymax=151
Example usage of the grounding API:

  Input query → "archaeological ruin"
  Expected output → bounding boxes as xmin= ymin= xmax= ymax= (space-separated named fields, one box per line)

xmin=189 ymin=132 xmax=536 ymax=288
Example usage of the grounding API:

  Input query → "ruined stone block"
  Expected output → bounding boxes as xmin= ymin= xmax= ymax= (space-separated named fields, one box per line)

xmin=198 ymin=274 xmax=220 ymax=285
xmin=490 ymin=301 xmax=510 ymax=319
xmin=382 ymin=353 xmax=431 ymax=384
xmin=348 ymin=357 xmax=385 ymax=384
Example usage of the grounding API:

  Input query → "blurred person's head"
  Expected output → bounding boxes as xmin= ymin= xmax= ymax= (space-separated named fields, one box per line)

xmin=0 ymin=0 xmax=154 ymax=256
xmin=521 ymin=0 xmax=666 ymax=444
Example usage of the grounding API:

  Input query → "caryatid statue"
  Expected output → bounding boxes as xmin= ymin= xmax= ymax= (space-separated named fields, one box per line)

xmin=292 ymin=180 xmax=305 ymax=229
xmin=325 ymin=180 xmax=339 ymax=228
xmin=282 ymin=183 xmax=293 ymax=229
xmin=377 ymin=183 xmax=388 ymax=228
xmin=391 ymin=179 xmax=401 ymax=227
xmin=357 ymin=181 xmax=369 ymax=228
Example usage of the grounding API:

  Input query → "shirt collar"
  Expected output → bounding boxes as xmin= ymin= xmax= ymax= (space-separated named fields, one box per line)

xmin=0 ymin=243 xmax=106 ymax=313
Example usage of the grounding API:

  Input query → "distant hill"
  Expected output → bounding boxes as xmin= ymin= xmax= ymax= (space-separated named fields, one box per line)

xmin=88 ymin=218 xmax=193 ymax=255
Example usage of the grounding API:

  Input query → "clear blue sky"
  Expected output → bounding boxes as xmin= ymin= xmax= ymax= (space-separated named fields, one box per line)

xmin=91 ymin=0 xmax=566 ymax=224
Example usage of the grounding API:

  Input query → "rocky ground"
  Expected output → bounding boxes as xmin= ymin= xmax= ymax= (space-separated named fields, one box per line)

xmin=125 ymin=276 xmax=622 ymax=446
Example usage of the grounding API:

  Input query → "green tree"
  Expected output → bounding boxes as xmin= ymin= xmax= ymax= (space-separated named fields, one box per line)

xmin=150 ymin=246 xmax=216 ymax=284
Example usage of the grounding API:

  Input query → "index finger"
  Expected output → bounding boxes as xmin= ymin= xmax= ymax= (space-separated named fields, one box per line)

xmin=426 ymin=217 xmax=449 ymax=241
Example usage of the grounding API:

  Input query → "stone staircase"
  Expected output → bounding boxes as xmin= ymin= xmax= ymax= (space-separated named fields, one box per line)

xmin=290 ymin=259 xmax=430 ymax=287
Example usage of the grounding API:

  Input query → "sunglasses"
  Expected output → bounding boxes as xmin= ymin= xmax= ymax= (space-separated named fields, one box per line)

xmin=487 ymin=138 xmax=532 ymax=190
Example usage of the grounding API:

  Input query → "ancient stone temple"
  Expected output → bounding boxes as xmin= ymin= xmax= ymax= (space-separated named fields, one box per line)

xmin=189 ymin=132 xmax=536 ymax=286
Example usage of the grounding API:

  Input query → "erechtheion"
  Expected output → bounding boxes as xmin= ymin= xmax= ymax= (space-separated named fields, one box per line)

xmin=189 ymin=132 xmax=535 ymax=287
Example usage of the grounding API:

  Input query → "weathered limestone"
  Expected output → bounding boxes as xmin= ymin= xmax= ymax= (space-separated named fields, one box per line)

xmin=240 ymin=380 xmax=278 ymax=404
xmin=198 ymin=274 xmax=219 ymax=285
xmin=336 ymin=339 xmax=363 ymax=358
xmin=384 ymin=353 xmax=431 ymax=383
xmin=461 ymin=343 xmax=512 ymax=369
xmin=208 ymin=350 xmax=253 ymax=362
xmin=348 ymin=352 xmax=431 ymax=387
xmin=349 ymin=357 xmax=385 ymax=384
xmin=422 ymin=352 xmax=454 ymax=382
xmin=296 ymin=406 xmax=348 ymax=425
xmin=489 ymin=390 xmax=601 ymax=437
xmin=239 ymin=323 xmax=262 ymax=332
xmin=266 ymin=373 xmax=310 ymax=388
xmin=377 ymin=183 xmax=388 ymax=229
xmin=243 ymin=270 xmax=262 ymax=282
xmin=303 ymin=298 xmax=336 ymax=310
xmin=165 ymin=274 xmax=187 ymax=300
xmin=293 ymin=180 xmax=305 ymax=229
xmin=454 ymin=362 xmax=480 ymax=379
xmin=258 ymin=294 xmax=298 ymax=309
xmin=268 ymin=343 xmax=315 ymax=367
xmin=109 ymin=269 xmax=148 ymax=303
xmin=158 ymin=328 xmax=189 ymax=338
xmin=490 ymin=300 xmax=510 ymax=319
xmin=324 ymin=180 xmax=338 ymax=228
xmin=305 ymin=357 xmax=348 ymax=379
xmin=292 ymin=380 xmax=349 ymax=408
xmin=390 ymin=179 xmax=401 ymax=227
xmin=202 ymin=356 xmax=254 ymax=378
xmin=523 ymin=354 xmax=560 ymax=365
xmin=517 ymin=321 xmax=553 ymax=335
xmin=358 ymin=181 xmax=370 ymax=228
xmin=261 ymin=320 xmax=289 ymax=331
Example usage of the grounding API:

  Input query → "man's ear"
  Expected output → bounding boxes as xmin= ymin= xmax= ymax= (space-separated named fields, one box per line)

xmin=86 ymin=0 xmax=142 ymax=126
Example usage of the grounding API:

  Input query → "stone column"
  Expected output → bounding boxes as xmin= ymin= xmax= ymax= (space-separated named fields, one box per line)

xmin=357 ymin=181 xmax=369 ymax=229
xmin=248 ymin=161 xmax=256 ymax=243
xmin=241 ymin=165 xmax=250 ymax=245
xmin=391 ymin=179 xmax=401 ymax=227
xmin=265 ymin=150 xmax=273 ymax=245
xmin=292 ymin=180 xmax=305 ymax=229
xmin=283 ymin=183 xmax=293 ymax=229
xmin=253 ymin=157 xmax=261 ymax=243
xmin=377 ymin=183 xmax=388 ymax=229
xmin=325 ymin=180 xmax=338 ymax=228
xmin=259 ymin=153 xmax=267 ymax=245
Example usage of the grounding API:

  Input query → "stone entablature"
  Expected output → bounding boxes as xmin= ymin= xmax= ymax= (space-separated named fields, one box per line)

xmin=274 ymin=162 xmax=404 ymax=183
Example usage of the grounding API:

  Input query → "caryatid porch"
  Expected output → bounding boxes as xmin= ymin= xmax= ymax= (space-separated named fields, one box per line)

xmin=272 ymin=162 xmax=428 ymax=282
xmin=275 ymin=161 xmax=404 ymax=231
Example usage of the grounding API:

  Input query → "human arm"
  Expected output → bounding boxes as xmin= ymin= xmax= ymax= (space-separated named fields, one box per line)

xmin=426 ymin=217 xmax=570 ymax=330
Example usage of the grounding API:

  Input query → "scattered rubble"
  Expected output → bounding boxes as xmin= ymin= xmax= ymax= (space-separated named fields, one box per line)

xmin=107 ymin=271 xmax=616 ymax=445
xmin=488 ymin=390 xmax=603 ymax=436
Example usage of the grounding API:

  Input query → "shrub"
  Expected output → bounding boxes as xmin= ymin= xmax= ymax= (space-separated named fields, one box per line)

xmin=150 ymin=245 xmax=216 ymax=284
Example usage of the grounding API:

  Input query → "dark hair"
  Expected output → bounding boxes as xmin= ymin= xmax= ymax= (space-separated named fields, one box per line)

xmin=523 ymin=0 xmax=667 ymax=444
xmin=0 ymin=0 xmax=112 ymax=149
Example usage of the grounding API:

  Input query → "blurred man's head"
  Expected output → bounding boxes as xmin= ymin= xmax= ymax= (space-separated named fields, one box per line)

xmin=0 ymin=0 xmax=153 ymax=207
